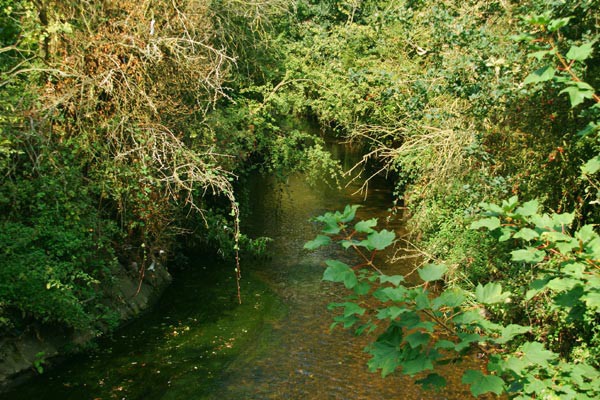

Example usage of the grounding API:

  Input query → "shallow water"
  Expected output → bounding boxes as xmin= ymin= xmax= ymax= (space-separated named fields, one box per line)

xmin=4 ymin=140 xmax=481 ymax=399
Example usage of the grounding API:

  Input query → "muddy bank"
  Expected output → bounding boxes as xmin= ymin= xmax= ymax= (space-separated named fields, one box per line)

xmin=0 ymin=262 xmax=172 ymax=390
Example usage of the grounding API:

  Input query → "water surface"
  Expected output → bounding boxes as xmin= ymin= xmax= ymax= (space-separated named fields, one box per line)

xmin=4 ymin=140 xmax=480 ymax=399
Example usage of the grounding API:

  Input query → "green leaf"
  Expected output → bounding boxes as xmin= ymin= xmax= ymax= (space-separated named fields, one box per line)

xmin=462 ymin=370 xmax=505 ymax=397
xmin=341 ymin=239 xmax=360 ymax=249
xmin=366 ymin=341 xmax=400 ymax=377
xmin=322 ymin=222 xmax=342 ymax=235
xmin=541 ymin=231 xmax=573 ymax=243
xmin=577 ymin=121 xmax=599 ymax=138
xmin=415 ymin=289 xmax=431 ymax=310
xmin=399 ymin=351 xmax=436 ymax=376
xmin=452 ymin=310 xmax=486 ymax=326
xmin=523 ymin=66 xmax=555 ymax=85
xmin=418 ymin=264 xmax=447 ymax=282
xmin=515 ymin=199 xmax=539 ymax=217
xmin=331 ymin=314 xmax=359 ymax=330
xmin=340 ymin=204 xmax=361 ymax=223
xmin=525 ymin=14 xmax=551 ymax=26
xmin=560 ymin=85 xmax=594 ymax=108
xmin=546 ymin=277 xmax=580 ymax=292
xmin=551 ymin=212 xmax=574 ymax=228
xmin=435 ymin=340 xmax=456 ymax=350
xmin=405 ymin=332 xmax=430 ymax=348
xmin=479 ymin=201 xmax=504 ymax=214
xmin=530 ymin=213 xmax=553 ymax=230
xmin=340 ymin=302 xmax=366 ymax=318
xmin=566 ymin=41 xmax=595 ymax=61
xmin=582 ymin=156 xmax=600 ymax=175
xmin=365 ymin=229 xmax=395 ymax=250
xmin=432 ymin=288 xmax=465 ymax=310
xmin=377 ymin=306 xmax=408 ymax=320
xmin=510 ymin=33 xmax=535 ymax=42
xmin=470 ymin=217 xmax=501 ymax=231
xmin=366 ymin=323 xmax=404 ymax=376
xmin=498 ymin=227 xmax=514 ymax=242
xmin=353 ymin=281 xmax=371 ymax=295
xmin=502 ymin=195 xmax=520 ymax=211
xmin=553 ymin=286 xmax=584 ymax=309
xmin=520 ymin=341 xmax=556 ymax=368
xmin=528 ymin=50 xmax=552 ymax=61
xmin=577 ymin=225 xmax=598 ymax=243
xmin=379 ymin=274 xmax=404 ymax=286
xmin=526 ymin=278 xmax=550 ymax=300
xmin=495 ymin=324 xmax=530 ymax=344
xmin=563 ymin=262 xmax=586 ymax=279
xmin=511 ymin=247 xmax=545 ymax=263
xmin=316 ymin=213 xmax=343 ymax=234
xmin=548 ymin=17 xmax=571 ymax=31
xmin=582 ymin=290 xmax=600 ymax=310
xmin=555 ymin=240 xmax=579 ymax=254
xmin=476 ymin=282 xmax=510 ymax=304
xmin=374 ymin=286 xmax=408 ymax=302
xmin=355 ymin=218 xmax=378 ymax=233
xmin=513 ymin=228 xmax=539 ymax=241
xmin=323 ymin=260 xmax=357 ymax=289
xmin=501 ymin=356 xmax=529 ymax=375
xmin=304 ymin=235 xmax=331 ymax=250
xmin=456 ymin=333 xmax=484 ymax=352
xmin=415 ymin=373 xmax=447 ymax=390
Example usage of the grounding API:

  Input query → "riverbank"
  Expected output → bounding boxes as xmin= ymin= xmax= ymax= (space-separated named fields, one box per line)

xmin=0 ymin=262 xmax=172 ymax=390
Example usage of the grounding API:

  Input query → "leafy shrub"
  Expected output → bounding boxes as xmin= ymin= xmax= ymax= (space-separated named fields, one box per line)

xmin=0 ymin=159 xmax=118 ymax=332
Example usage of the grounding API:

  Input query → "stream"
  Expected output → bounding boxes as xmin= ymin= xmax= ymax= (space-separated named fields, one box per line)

xmin=4 ymin=139 xmax=480 ymax=399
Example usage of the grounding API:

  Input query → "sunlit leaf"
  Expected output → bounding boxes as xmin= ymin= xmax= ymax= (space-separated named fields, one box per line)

xmin=470 ymin=217 xmax=501 ymax=231
xmin=379 ymin=274 xmax=404 ymax=286
xmin=365 ymin=229 xmax=396 ymax=250
xmin=475 ymin=282 xmax=510 ymax=304
xmin=355 ymin=218 xmax=378 ymax=233
xmin=513 ymin=227 xmax=539 ymax=241
xmin=560 ymin=85 xmax=594 ymax=108
xmin=566 ymin=41 xmax=595 ymax=61
xmin=432 ymin=288 xmax=465 ymax=310
xmin=582 ymin=156 xmax=600 ymax=175
xmin=511 ymin=247 xmax=545 ymax=263
xmin=304 ymin=235 xmax=331 ymax=250
xmin=548 ymin=17 xmax=570 ymax=31
xmin=515 ymin=199 xmax=539 ymax=217
xmin=418 ymin=264 xmax=447 ymax=282
xmin=520 ymin=342 xmax=556 ymax=368
xmin=340 ymin=204 xmax=361 ymax=223
xmin=462 ymin=370 xmax=505 ymax=397
xmin=495 ymin=324 xmax=530 ymax=344
xmin=456 ymin=333 xmax=484 ymax=351
xmin=523 ymin=66 xmax=555 ymax=85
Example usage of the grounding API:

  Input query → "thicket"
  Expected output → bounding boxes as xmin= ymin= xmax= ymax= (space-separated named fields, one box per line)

xmin=0 ymin=0 xmax=338 ymax=336
xmin=4 ymin=0 xmax=600 ymax=397
xmin=290 ymin=0 xmax=600 ymax=398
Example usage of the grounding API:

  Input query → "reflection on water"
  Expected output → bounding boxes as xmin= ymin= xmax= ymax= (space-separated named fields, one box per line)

xmin=3 ymin=140 xmax=480 ymax=399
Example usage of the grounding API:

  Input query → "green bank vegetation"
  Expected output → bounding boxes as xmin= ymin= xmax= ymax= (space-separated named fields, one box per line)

xmin=0 ymin=0 xmax=337 ymax=336
xmin=300 ymin=0 xmax=600 ymax=398
xmin=3 ymin=0 xmax=600 ymax=398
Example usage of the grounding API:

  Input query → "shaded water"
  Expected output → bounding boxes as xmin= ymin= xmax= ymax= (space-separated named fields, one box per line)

xmin=4 ymin=140 xmax=480 ymax=399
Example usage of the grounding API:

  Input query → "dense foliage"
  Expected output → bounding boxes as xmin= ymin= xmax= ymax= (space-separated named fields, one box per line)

xmin=0 ymin=0 xmax=338 ymax=335
xmin=3 ymin=0 xmax=600 ymax=397
xmin=297 ymin=0 xmax=600 ymax=398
